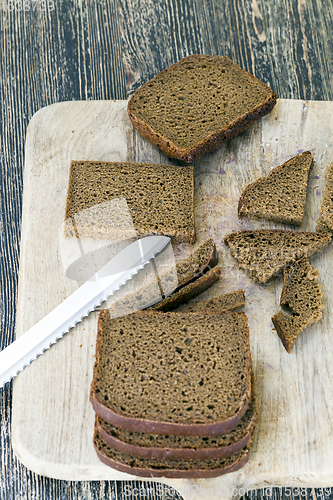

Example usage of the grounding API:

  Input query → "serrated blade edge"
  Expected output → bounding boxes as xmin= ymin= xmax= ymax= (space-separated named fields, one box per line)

xmin=0 ymin=236 xmax=170 ymax=387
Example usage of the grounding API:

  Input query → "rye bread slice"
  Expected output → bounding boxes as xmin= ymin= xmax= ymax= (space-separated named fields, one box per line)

xmin=238 ymin=151 xmax=313 ymax=225
xmin=224 ymin=229 xmax=331 ymax=284
xmin=317 ymin=163 xmax=333 ymax=234
xmin=90 ymin=310 xmax=251 ymax=436
xmin=103 ymin=239 xmax=219 ymax=318
xmin=183 ymin=289 xmax=245 ymax=313
xmin=150 ymin=266 xmax=221 ymax=312
xmin=127 ymin=55 xmax=277 ymax=163
xmin=93 ymin=428 xmax=253 ymax=478
xmin=64 ymin=161 xmax=195 ymax=244
xmin=96 ymin=371 xmax=257 ymax=461
xmin=174 ymin=238 xmax=218 ymax=290
xmin=272 ymin=257 xmax=324 ymax=353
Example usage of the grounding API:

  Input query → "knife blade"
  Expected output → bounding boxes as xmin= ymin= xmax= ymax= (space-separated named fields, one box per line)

xmin=0 ymin=235 xmax=171 ymax=387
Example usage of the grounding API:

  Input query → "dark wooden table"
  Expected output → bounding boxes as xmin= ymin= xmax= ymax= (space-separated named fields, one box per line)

xmin=1 ymin=0 xmax=333 ymax=499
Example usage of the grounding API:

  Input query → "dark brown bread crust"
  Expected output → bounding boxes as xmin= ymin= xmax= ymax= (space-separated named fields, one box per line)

xmin=238 ymin=151 xmax=313 ymax=225
xmin=90 ymin=310 xmax=251 ymax=436
xmin=128 ymin=55 xmax=277 ymax=163
xmin=93 ymin=429 xmax=252 ymax=478
xmin=95 ymin=372 xmax=257 ymax=460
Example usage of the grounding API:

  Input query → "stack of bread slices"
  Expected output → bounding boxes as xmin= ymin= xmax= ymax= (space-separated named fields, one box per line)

xmin=65 ymin=55 xmax=281 ymax=477
xmin=90 ymin=240 xmax=258 ymax=478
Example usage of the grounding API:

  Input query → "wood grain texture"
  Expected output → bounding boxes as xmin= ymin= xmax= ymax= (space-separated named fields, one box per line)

xmin=1 ymin=0 xmax=333 ymax=499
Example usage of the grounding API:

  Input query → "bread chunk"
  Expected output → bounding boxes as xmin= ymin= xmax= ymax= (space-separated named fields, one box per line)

xmin=317 ymin=163 xmax=333 ymax=234
xmin=65 ymin=161 xmax=195 ymax=244
xmin=128 ymin=55 xmax=277 ymax=163
xmin=90 ymin=310 xmax=252 ymax=436
xmin=238 ymin=151 xmax=313 ymax=225
xmin=224 ymin=229 xmax=331 ymax=284
xmin=272 ymin=257 xmax=324 ymax=353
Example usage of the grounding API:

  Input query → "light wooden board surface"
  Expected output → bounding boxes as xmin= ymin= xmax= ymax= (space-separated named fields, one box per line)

xmin=12 ymin=99 xmax=333 ymax=500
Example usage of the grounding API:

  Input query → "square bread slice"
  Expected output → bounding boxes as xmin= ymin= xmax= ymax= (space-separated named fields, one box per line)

xmin=90 ymin=310 xmax=252 ymax=437
xmin=238 ymin=151 xmax=313 ymax=225
xmin=65 ymin=161 xmax=195 ymax=244
xmin=272 ymin=257 xmax=324 ymax=353
xmin=127 ymin=55 xmax=277 ymax=163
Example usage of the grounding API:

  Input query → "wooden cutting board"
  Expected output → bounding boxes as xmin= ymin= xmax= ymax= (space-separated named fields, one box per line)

xmin=12 ymin=99 xmax=333 ymax=500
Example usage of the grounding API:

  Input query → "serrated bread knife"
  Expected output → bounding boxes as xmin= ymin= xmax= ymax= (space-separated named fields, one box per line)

xmin=0 ymin=235 xmax=170 ymax=387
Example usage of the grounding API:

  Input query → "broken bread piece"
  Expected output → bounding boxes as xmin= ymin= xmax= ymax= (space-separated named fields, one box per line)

xmin=224 ymin=229 xmax=331 ymax=284
xmin=238 ymin=151 xmax=313 ymax=225
xmin=128 ymin=55 xmax=277 ymax=163
xmin=317 ymin=163 xmax=333 ymax=235
xmin=272 ymin=257 xmax=324 ymax=353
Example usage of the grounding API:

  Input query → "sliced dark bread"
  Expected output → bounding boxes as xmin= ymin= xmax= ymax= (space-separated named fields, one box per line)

xmin=127 ymin=55 xmax=277 ymax=163
xmin=272 ymin=257 xmax=324 ymax=353
xmin=238 ymin=151 xmax=313 ymax=225
xmin=65 ymin=161 xmax=195 ymax=244
xmin=94 ymin=428 xmax=253 ymax=478
xmin=150 ymin=266 xmax=221 ymax=312
xmin=224 ymin=229 xmax=331 ymax=284
xmin=104 ymin=239 xmax=220 ymax=318
xmin=96 ymin=371 xmax=257 ymax=460
xmin=90 ymin=310 xmax=252 ymax=436
xmin=183 ymin=289 xmax=245 ymax=313
xmin=174 ymin=238 xmax=218 ymax=290
xmin=317 ymin=163 xmax=333 ymax=234
xmin=103 ymin=239 xmax=218 ymax=318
